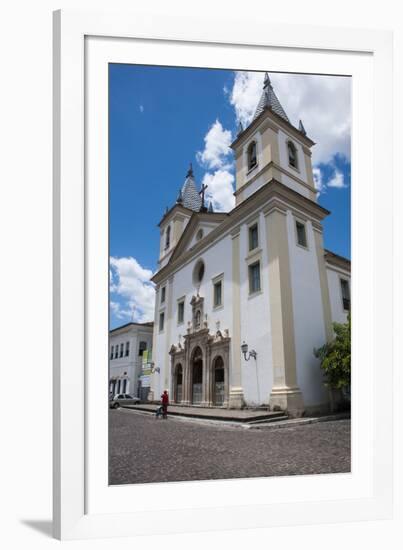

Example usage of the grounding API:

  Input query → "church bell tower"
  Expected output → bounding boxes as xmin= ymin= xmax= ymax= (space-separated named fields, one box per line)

xmin=231 ymin=73 xmax=318 ymax=206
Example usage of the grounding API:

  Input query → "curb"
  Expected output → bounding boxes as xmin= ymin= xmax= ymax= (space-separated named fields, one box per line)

xmin=118 ymin=406 xmax=350 ymax=430
xmin=246 ymin=413 xmax=351 ymax=430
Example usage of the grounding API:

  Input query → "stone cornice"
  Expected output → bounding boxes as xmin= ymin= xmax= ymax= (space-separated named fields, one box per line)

xmin=152 ymin=179 xmax=330 ymax=285
xmin=231 ymin=108 xmax=315 ymax=150
xmin=157 ymin=204 xmax=194 ymax=228
xmin=324 ymin=249 xmax=351 ymax=272
xmin=168 ymin=211 xmax=227 ymax=263
xmin=234 ymin=160 xmax=317 ymax=197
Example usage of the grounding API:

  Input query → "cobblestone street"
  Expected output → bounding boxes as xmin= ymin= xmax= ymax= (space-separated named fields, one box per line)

xmin=109 ymin=409 xmax=351 ymax=485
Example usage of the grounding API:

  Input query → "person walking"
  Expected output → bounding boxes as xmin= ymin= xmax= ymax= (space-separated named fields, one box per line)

xmin=161 ymin=390 xmax=169 ymax=419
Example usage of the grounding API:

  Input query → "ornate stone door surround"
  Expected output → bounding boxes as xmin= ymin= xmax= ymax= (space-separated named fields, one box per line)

xmin=169 ymin=295 xmax=230 ymax=407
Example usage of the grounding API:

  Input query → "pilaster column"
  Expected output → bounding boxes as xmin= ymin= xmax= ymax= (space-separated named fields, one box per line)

xmin=265 ymin=206 xmax=304 ymax=416
xmin=204 ymin=346 xmax=212 ymax=407
xmin=313 ymin=224 xmax=333 ymax=343
xmin=182 ymin=359 xmax=190 ymax=405
xmin=228 ymin=228 xmax=245 ymax=409
xmin=223 ymin=349 xmax=230 ymax=408
xmin=148 ymin=285 xmax=160 ymax=402
xmin=200 ymin=346 xmax=209 ymax=407
xmin=163 ymin=276 xmax=174 ymax=391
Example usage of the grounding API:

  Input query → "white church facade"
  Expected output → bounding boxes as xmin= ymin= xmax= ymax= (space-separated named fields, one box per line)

xmin=149 ymin=74 xmax=350 ymax=416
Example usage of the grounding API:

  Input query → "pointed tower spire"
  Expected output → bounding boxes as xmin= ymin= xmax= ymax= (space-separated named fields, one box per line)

xmin=298 ymin=119 xmax=307 ymax=136
xmin=186 ymin=162 xmax=194 ymax=178
xmin=263 ymin=71 xmax=271 ymax=89
xmin=176 ymin=188 xmax=183 ymax=204
xmin=252 ymin=72 xmax=289 ymax=123
xmin=237 ymin=121 xmax=244 ymax=135
xmin=208 ymin=201 xmax=214 ymax=213
xmin=180 ymin=163 xmax=202 ymax=211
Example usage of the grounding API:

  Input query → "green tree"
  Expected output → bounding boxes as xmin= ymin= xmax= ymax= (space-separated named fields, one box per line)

xmin=314 ymin=314 xmax=351 ymax=404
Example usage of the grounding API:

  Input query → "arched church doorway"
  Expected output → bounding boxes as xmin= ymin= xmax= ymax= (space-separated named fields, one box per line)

xmin=174 ymin=364 xmax=183 ymax=403
xmin=213 ymin=356 xmax=225 ymax=406
xmin=191 ymin=347 xmax=203 ymax=404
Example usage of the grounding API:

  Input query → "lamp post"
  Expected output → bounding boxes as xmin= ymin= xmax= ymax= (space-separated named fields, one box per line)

xmin=241 ymin=342 xmax=260 ymax=404
xmin=150 ymin=362 xmax=160 ymax=374
xmin=241 ymin=342 xmax=257 ymax=361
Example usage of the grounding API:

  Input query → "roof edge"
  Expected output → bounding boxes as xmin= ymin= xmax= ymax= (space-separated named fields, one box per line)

xmin=110 ymin=321 xmax=154 ymax=334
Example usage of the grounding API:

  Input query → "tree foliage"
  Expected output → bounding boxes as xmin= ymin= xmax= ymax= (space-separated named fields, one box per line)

xmin=314 ymin=314 xmax=351 ymax=390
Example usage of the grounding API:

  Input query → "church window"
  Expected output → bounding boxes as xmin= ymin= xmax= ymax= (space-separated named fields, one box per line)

xmin=287 ymin=141 xmax=298 ymax=169
xmin=110 ymin=346 xmax=114 ymax=360
xmin=138 ymin=341 xmax=147 ymax=356
xmin=249 ymin=223 xmax=259 ymax=251
xmin=296 ymin=220 xmax=307 ymax=248
xmin=213 ymin=280 xmax=222 ymax=308
xmin=125 ymin=341 xmax=130 ymax=357
xmin=340 ymin=279 xmax=350 ymax=311
xmin=161 ymin=286 xmax=166 ymax=304
xmin=195 ymin=310 xmax=201 ymax=329
xmin=165 ymin=225 xmax=171 ymax=250
xmin=114 ymin=345 xmax=119 ymax=359
xmin=247 ymin=141 xmax=257 ymax=171
xmin=248 ymin=261 xmax=261 ymax=294
xmin=177 ymin=300 xmax=184 ymax=324
xmin=193 ymin=259 xmax=205 ymax=285
xmin=159 ymin=312 xmax=165 ymax=332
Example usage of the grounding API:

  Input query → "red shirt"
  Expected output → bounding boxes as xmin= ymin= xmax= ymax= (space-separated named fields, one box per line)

xmin=161 ymin=393 xmax=169 ymax=405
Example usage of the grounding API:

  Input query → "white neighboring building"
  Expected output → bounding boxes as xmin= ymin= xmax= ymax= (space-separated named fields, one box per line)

xmin=109 ymin=322 xmax=153 ymax=398
xmin=149 ymin=74 xmax=351 ymax=415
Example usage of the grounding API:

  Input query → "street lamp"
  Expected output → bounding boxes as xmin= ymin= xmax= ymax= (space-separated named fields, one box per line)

xmin=150 ymin=363 xmax=160 ymax=374
xmin=241 ymin=342 xmax=257 ymax=361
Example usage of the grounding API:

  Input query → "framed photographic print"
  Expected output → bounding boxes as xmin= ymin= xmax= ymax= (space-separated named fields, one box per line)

xmin=53 ymin=9 xmax=393 ymax=540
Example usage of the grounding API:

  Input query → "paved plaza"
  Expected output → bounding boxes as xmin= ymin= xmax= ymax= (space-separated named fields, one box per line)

xmin=109 ymin=409 xmax=351 ymax=485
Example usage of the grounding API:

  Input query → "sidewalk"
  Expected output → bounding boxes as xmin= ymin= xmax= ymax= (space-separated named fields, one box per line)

xmin=121 ymin=403 xmax=350 ymax=429
xmin=122 ymin=403 xmax=286 ymax=423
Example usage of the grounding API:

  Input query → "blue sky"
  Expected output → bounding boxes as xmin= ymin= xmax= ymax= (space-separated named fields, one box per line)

xmin=109 ymin=64 xmax=351 ymax=329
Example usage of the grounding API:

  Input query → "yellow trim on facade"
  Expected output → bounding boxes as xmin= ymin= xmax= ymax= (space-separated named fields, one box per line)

xmin=229 ymin=229 xmax=244 ymax=408
xmin=265 ymin=207 xmax=304 ymax=415
xmin=313 ymin=228 xmax=334 ymax=342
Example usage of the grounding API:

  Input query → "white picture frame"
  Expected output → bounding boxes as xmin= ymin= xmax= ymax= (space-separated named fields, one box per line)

xmin=53 ymin=9 xmax=393 ymax=540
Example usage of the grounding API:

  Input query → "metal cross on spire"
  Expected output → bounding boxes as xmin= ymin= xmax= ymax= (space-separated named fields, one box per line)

xmin=199 ymin=182 xmax=208 ymax=212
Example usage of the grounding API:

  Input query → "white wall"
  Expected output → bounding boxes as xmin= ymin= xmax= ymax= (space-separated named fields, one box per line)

xmin=109 ymin=327 xmax=153 ymax=395
xmin=154 ymin=234 xmax=234 ymax=398
xmin=186 ymin=221 xmax=221 ymax=251
xmin=153 ymin=208 xmax=276 ymax=405
xmin=239 ymin=211 xmax=273 ymax=405
xmin=287 ymin=213 xmax=328 ymax=407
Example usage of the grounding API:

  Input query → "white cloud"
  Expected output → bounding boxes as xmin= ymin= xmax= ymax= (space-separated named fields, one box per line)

xmin=312 ymin=164 xmax=348 ymax=196
xmin=110 ymin=256 xmax=155 ymax=323
xmin=229 ymin=71 xmax=351 ymax=166
xmin=196 ymin=119 xmax=235 ymax=212
xmin=196 ymin=119 xmax=232 ymax=170
xmin=203 ymin=170 xmax=235 ymax=212
xmin=327 ymin=170 xmax=346 ymax=189
xmin=229 ymin=72 xmax=263 ymax=129
xmin=139 ymin=104 xmax=144 ymax=113
xmin=313 ymin=167 xmax=324 ymax=194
